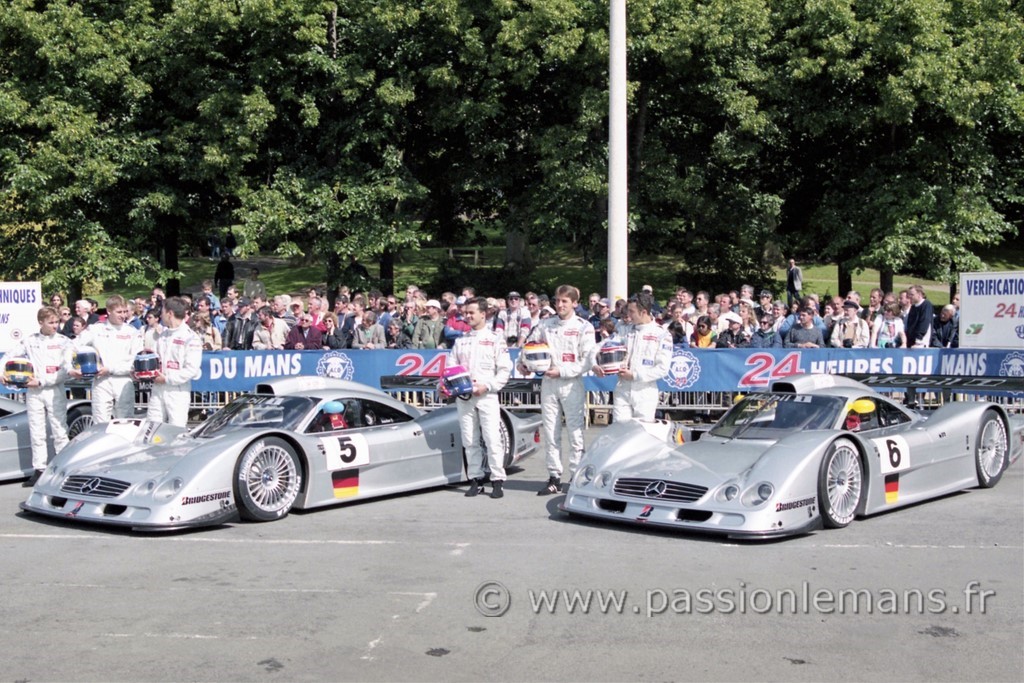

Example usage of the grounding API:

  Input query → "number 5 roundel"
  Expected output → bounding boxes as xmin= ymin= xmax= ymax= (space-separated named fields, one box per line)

xmin=320 ymin=433 xmax=370 ymax=469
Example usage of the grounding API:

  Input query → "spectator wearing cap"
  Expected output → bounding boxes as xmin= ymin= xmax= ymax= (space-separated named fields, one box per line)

xmin=588 ymin=297 xmax=612 ymax=341
xmin=830 ymin=300 xmax=870 ymax=348
xmin=412 ymin=299 xmax=445 ymax=349
xmin=504 ymin=291 xmax=525 ymax=347
xmin=756 ymin=290 xmax=774 ymax=321
xmin=641 ymin=284 xmax=663 ymax=318
xmin=715 ymin=311 xmax=750 ymax=348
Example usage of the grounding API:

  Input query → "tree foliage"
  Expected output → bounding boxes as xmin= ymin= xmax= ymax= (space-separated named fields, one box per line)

xmin=1 ymin=0 xmax=1020 ymax=297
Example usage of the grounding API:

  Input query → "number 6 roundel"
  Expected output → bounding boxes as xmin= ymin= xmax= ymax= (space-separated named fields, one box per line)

xmin=872 ymin=435 xmax=911 ymax=475
xmin=321 ymin=432 xmax=370 ymax=469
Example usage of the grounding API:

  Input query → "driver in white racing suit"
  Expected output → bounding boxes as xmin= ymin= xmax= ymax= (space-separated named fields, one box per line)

xmin=448 ymin=297 xmax=512 ymax=499
xmin=595 ymin=291 xmax=672 ymax=422
xmin=519 ymin=284 xmax=595 ymax=495
xmin=146 ymin=296 xmax=203 ymax=427
xmin=0 ymin=306 xmax=74 ymax=484
xmin=71 ymin=294 xmax=143 ymax=422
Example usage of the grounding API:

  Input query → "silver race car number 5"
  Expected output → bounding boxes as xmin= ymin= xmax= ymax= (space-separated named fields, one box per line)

xmin=872 ymin=435 xmax=911 ymax=474
xmin=320 ymin=432 xmax=370 ymax=469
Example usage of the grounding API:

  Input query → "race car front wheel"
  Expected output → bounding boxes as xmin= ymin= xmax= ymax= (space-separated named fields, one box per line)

xmin=975 ymin=411 xmax=1007 ymax=489
xmin=818 ymin=438 xmax=862 ymax=528
xmin=234 ymin=437 xmax=302 ymax=522
xmin=66 ymin=406 xmax=93 ymax=440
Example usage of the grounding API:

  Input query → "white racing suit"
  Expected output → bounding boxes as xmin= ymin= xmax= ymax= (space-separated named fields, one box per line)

xmin=449 ymin=328 xmax=511 ymax=482
xmin=147 ymin=324 xmax=203 ymax=427
xmin=75 ymin=322 xmax=143 ymax=422
xmin=528 ymin=315 xmax=595 ymax=480
xmin=2 ymin=333 xmax=74 ymax=469
xmin=613 ymin=321 xmax=673 ymax=422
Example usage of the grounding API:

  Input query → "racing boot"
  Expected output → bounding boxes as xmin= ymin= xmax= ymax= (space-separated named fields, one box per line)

xmin=465 ymin=479 xmax=481 ymax=497
xmin=490 ymin=480 xmax=504 ymax=499
xmin=537 ymin=476 xmax=561 ymax=496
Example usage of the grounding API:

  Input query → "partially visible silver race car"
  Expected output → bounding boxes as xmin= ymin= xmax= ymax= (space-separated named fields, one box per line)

xmin=564 ymin=374 xmax=1023 ymax=539
xmin=0 ymin=394 xmax=92 ymax=482
xmin=22 ymin=377 xmax=541 ymax=530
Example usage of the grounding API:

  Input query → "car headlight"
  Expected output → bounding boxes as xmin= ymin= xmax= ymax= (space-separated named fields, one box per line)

xmin=716 ymin=483 xmax=741 ymax=503
xmin=575 ymin=465 xmax=596 ymax=487
xmin=594 ymin=471 xmax=612 ymax=489
xmin=153 ymin=477 xmax=185 ymax=501
xmin=742 ymin=481 xmax=774 ymax=507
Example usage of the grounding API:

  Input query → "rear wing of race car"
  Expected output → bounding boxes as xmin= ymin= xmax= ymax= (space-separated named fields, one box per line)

xmin=844 ymin=373 xmax=1024 ymax=392
xmin=379 ymin=375 xmax=543 ymax=396
xmin=379 ymin=375 xmax=543 ymax=411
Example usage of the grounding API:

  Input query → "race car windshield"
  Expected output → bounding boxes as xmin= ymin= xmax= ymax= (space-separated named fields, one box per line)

xmin=709 ymin=394 xmax=845 ymax=440
xmin=194 ymin=395 xmax=318 ymax=437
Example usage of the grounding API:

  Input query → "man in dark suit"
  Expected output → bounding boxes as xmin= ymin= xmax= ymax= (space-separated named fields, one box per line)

xmin=904 ymin=284 xmax=934 ymax=348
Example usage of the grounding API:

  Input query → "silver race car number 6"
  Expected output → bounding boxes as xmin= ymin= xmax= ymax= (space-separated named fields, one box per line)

xmin=320 ymin=432 xmax=370 ymax=469
xmin=872 ymin=435 xmax=911 ymax=474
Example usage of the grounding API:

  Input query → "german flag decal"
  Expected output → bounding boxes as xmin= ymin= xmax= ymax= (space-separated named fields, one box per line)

xmin=884 ymin=473 xmax=899 ymax=504
xmin=332 ymin=469 xmax=359 ymax=499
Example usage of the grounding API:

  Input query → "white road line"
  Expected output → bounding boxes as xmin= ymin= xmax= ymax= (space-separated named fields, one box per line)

xmin=361 ymin=636 xmax=382 ymax=661
xmin=100 ymin=632 xmax=260 ymax=640
xmin=1 ymin=533 xmax=1018 ymax=550
xmin=0 ymin=533 xmax=394 ymax=545
xmin=390 ymin=591 xmax=437 ymax=613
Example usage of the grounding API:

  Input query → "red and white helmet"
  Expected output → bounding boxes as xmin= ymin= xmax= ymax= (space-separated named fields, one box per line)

xmin=596 ymin=339 xmax=628 ymax=375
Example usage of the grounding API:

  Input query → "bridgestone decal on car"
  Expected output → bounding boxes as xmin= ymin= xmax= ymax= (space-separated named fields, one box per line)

xmin=775 ymin=497 xmax=815 ymax=512
xmin=182 ymin=491 xmax=231 ymax=506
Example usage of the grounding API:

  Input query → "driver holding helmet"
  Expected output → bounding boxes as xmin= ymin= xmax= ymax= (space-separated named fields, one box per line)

xmin=0 ymin=306 xmax=75 ymax=485
xmin=71 ymin=294 xmax=143 ymax=423
xmin=448 ymin=297 xmax=512 ymax=499
xmin=518 ymin=284 xmax=595 ymax=496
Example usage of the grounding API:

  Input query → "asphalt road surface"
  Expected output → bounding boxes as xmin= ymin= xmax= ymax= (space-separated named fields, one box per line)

xmin=1 ymin=426 xmax=1021 ymax=682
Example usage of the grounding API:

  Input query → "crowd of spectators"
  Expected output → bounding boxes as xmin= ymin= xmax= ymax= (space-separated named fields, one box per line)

xmin=46 ymin=265 xmax=959 ymax=356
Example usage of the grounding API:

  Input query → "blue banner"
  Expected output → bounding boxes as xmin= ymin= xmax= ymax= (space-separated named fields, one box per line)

xmin=4 ymin=347 xmax=1023 ymax=395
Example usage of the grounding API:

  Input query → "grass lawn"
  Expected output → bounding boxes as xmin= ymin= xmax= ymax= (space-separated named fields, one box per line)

xmin=102 ymin=239 xmax=1024 ymax=308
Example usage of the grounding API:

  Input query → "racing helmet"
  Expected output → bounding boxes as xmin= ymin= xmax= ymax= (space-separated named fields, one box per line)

xmin=133 ymin=351 xmax=160 ymax=379
xmin=596 ymin=339 xmax=628 ymax=375
xmin=439 ymin=364 xmax=474 ymax=400
xmin=4 ymin=358 xmax=34 ymax=388
xmin=521 ymin=342 xmax=552 ymax=374
xmin=76 ymin=350 xmax=99 ymax=377
xmin=323 ymin=400 xmax=346 ymax=414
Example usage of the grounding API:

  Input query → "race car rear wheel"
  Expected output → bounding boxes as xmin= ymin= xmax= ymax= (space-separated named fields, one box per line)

xmin=234 ymin=437 xmax=302 ymax=522
xmin=975 ymin=412 xmax=1008 ymax=488
xmin=66 ymin=405 xmax=93 ymax=440
xmin=499 ymin=412 xmax=514 ymax=469
xmin=818 ymin=438 xmax=862 ymax=528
